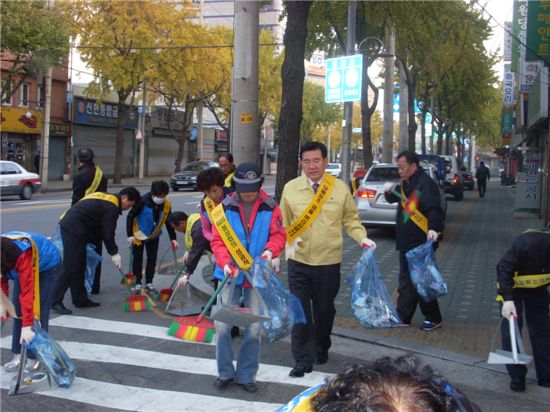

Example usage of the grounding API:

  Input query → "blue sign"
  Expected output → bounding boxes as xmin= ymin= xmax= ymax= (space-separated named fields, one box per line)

xmin=393 ymin=94 xmax=422 ymax=114
xmin=74 ymin=96 xmax=138 ymax=129
xmin=325 ymin=55 xmax=363 ymax=103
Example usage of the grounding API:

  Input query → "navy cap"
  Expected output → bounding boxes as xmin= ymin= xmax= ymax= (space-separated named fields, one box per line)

xmin=233 ymin=162 xmax=262 ymax=193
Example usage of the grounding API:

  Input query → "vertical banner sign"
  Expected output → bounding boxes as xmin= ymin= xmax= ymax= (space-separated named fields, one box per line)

xmin=504 ymin=21 xmax=513 ymax=61
xmin=511 ymin=0 xmax=527 ymax=72
xmin=519 ymin=1 xmax=543 ymax=92
xmin=526 ymin=0 xmax=550 ymax=61
xmin=503 ymin=63 xmax=515 ymax=106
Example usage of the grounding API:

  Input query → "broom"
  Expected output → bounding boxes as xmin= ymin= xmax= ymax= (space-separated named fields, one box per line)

xmin=121 ymin=250 xmax=136 ymax=288
xmin=168 ymin=272 xmax=231 ymax=343
xmin=157 ymin=250 xmax=185 ymax=302
xmin=117 ymin=267 xmax=156 ymax=312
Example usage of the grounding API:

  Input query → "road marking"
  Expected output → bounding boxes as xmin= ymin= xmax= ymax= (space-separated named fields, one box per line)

xmin=0 ymin=203 xmax=69 ymax=213
xmin=12 ymin=200 xmax=71 ymax=206
xmin=0 ymin=374 xmax=279 ymax=412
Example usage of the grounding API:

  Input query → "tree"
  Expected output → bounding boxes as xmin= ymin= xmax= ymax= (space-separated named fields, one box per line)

xmin=1 ymin=0 xmax=70 ymax=101
xmin=301 ymin=81 xmax=341 ymax=142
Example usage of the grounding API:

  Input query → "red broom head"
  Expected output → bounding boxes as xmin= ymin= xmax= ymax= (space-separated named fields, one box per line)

xmin=122 ymin=294 xmax=151 ymax=312
xmin=157 ymin=288 xmax=173 ymax=302
xmin=121 ymin=273 xmax=137 ymax=288
xmin=167 ymin=316 xmax=215 ymax=343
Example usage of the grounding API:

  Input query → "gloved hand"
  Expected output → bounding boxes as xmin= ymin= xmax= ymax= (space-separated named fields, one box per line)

xmin=171 ymin=240 xmax=179 ymax=251
xmin=20 ymin=326 xmax=35 ymax=344
xmin=286 ymin=236 xmax=303 ymax=260
xmin=383 ymin=182 xmax=397 ymax=193
xmin=111 ymin=253 xmax=122 ymax=269
xmin=502 ymin=301 xmax=517 ymax=320
xmin=127 ymin=236 xmax=135 ymax=248
xmin=224 ymin=263 xmax=239 ymax=279
xmin=272 ymin=257 xmax=281 ymax=274
xmin=427 ymin=230 xmax=439 ymax=242
xmin=260 ymin=250 xmax=273 ymax=265
xmin=361 ymin=238 xmax=376 ymax=249
xmin=177 ymin=274 xmax=190 ymax=288
xmin=182 ymin=250 xmax=189 ymax=264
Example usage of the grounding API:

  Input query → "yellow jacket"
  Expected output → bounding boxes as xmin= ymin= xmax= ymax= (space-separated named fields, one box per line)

xmin=280 ymin=175 xmax=366 ymax=266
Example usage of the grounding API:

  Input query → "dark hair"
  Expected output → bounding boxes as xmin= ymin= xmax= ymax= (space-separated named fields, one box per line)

xmin=479 ymin=161 xmax=485 ymax=166
xmin=396 ymin=150 xmax=420 ymax=166
xmin=1 ymin=237 xmax=22 ymax=275
xmin=119 ymin=186 xmax=141 ymax=201
xmin=168 ymin=211 xmax=188 ymax=226
xmin=311 ymin=355 xmax=479 ymax=412
xmin=217 ymin=153 xmax=234 ymax=163
xmin=197 ymin=168 xmax=225 ymax=191
xmin=300 ymin=142 xmax=328 ymax=160
xmin=151 ymin=180 xmax=169 ymax=196
xmin=77 ymin=148 xmax=94 ymax=163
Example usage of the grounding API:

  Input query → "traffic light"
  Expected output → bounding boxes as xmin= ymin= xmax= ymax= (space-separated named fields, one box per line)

xmin=475 ymin=155 xmax=480 ymax=161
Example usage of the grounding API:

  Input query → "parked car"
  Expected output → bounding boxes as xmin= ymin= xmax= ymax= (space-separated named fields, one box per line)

xmin=419 ymin=154 xmax=463 ymax=201
xmin=170 ymin=161 xmax=219 ymax=191
xmin=461 ymin=167 xmax=475 ymax=190
xmin=326 ymin=163 xmax=342 ymax=178
xmin=0 ymin=160 xmax=41 ymax=200
xmin=354 ymin=162 xmax=446 ymax=227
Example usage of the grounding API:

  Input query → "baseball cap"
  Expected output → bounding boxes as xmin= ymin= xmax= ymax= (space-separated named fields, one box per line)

xmin=233 ymin=162 xmax=262 ymax=193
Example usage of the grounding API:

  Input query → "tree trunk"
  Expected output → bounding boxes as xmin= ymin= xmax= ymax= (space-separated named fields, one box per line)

xmin=113 ymin=103 xmax=130 ymax=184
xmin=275 ymin=1 xmax=312 ymax=201
xmin=436 ymin=125 xmax=444 ymax=155
xmin=420 ymin=112 xmax=426 ymax=154
xmin=360 ymin=58 xmax=378 ymax=169
xmin=407 ymin=76 xmax=418 ymax=151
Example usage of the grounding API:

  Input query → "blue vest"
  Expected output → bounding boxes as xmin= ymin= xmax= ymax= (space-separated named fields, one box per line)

xmin=136 ymin=204 xmax=165 ymax=240
xmin=213 ymin=204 xmax=273 ymax=285
xmin=3 ymin=231 xmax=61 ymax=280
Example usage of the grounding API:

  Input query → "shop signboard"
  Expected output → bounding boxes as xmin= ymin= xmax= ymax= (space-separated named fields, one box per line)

xmin=0 ymin=107 xmax=43 ymax=134
xmin=73 ymin=96 xmax=138 ymax=129
xmin=526 ymin=0 xmax=550 ymax=61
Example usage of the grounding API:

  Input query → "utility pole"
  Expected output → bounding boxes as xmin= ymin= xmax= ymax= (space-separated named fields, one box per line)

xmin=230 ymin=1 xmax=259 ymax=166
xmin=398 ymin=59 xmax=407 ymax=153
xmin=197 ymin=0 xmax=205 ymax=160
xmin=138 ymin=80 xmax=147 ymax=180
xmin=40 ymin=67 xmax=52 ymax=189
xmin=382 ymin=26 xmax=395 ymax=163
xmin=340 ymin=0 xmax=356 ymax=185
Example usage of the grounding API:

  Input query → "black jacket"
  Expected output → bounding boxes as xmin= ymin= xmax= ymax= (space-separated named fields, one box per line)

xmin=385 ymin=168 xmax=444 ymax=251
xmin=72 ymin=162 xmax=108 ymax=205
xmin=60 ymin=194 xmax=121 ymax=255
xmin=497 ymin=231 xmax=550 ymax=301
xmin=475 ymin=165 xmax=490 ymax=183
xmin=184 ymin=218 xmax=212 ymax=275
xmin=126 ymin=193 xmax=177 ymax=241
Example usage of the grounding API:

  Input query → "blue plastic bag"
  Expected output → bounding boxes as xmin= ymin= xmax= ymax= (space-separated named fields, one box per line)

xmin=405 ymin=241 xmax=448 ymax=302
xmin=84 ymin=244 xmax=102 ymax=296
xmin=252 ymin=258 xmax=307 ymax=343
xmin=51 ymin=225 xmax=63 ymax=255
xmin=25 ymin=321 xmax=76 ymax=388
xmin=346 ymin=249 xmax=402 ymax=328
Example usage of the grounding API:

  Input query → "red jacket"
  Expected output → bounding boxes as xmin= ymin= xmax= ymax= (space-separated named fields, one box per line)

xmin=1 ymin=250 xmax=35 ymax=326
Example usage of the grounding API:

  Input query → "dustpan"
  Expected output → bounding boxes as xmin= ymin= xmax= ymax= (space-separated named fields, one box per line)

xmin=165 ymin=282 xmax=205 ymax=316
xmin=208 ymin=270 xmax=270 ymax=327
xmin=9 ymin=346 xmax=52 ymax=395
xmin=487 ymin=317 xmax=533 ymax=365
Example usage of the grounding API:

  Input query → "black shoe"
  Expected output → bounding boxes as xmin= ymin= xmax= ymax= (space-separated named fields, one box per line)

xmin=315 ymin=352 xmax=328 ymax=365
xmin=510 ymin=377 xmax=526 ymax=392
xmin=91 ymin=288 xmax=100 ymax=295
xmin=214 ymin=377 xmax=233 ymax=389
xmin=241 ymin=383 xmax=258 ymax=393
xmin=538 ymin=379 xmax=550 ymax=388
xmin=74 ymin=299 xmax=100 ymax=308
xmin=51 ymin=303 xmax=72 ymax=315
xmin=289 ymin=365 xmax=313 ymax=378
xmin=231 ymin=326 xmax=240 ymax=338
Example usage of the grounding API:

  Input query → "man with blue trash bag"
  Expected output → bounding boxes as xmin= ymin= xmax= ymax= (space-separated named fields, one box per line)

xmin=384 ymin=150 xmax=444 ymax=331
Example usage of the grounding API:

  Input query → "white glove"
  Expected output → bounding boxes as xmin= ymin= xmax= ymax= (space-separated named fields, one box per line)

xmin=171 ymin=240 xmax=179 ymax=251
xmin=272 ymin=257 xmax=281 ymax=274
xmin=111 ymin=253 xmax=122 ymax=269
xmin=383 ymin=182 xmax=397 ymax=193
xmin=182 ymin=250 xmax=189 ymax=264
xmin=224 ymin=263 xmax=239 ymax=278
xmin=427 ymin=230 xmax=439 ymax=242
xmin=502 ymin=301 xmax=517 ymax=320
xmin=261 ymin=250 xmax=273 ymax=265
xmin=286 ymin=236 xmax=303 ymax=260
xmin=20 ymin=326 xmax=35 ymax=344
xmin=361 ymin=238 xmax=376 ymax=249
xmin=177 ymin=274 xmax=190 ymax=288
xmin=127 ymin=236 xmax=135 ymax=248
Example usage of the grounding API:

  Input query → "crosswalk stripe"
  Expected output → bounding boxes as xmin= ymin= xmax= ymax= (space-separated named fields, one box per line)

xmin=0 ymin=374 xmax=279 ymax=411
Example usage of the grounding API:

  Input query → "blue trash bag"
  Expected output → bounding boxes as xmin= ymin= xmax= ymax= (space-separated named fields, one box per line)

xmin=405 ymin=240 xmax=448 ymax=302
xmin=84 ymin=244 xmax=102 ymax=296
xmin=346 ymin=249 xmax=402 ymax=328
xmin=252 ymin=258 xmax=307 ymax=343
xmin=24 ymin=321 xmax=76 ymax=388
xmin=51 ymin=225 xmax=63 ymax=255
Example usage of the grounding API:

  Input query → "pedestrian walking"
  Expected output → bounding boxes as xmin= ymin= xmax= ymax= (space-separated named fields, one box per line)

xmin=217 ymin=153 xmax=236 ymax=192
xmin=475 ymin=161 xmax=490 ymax=198
xmin=210 ymin=162 xmax=286 ymax=393
xmin=51 ymin=187 xmax=140 ymax=314
xmin=384 ymin=150 xmax=445 ymax=331
xmin=279 ymin=142 xmax=376 ymax=378
xmin=1 ymin=232 xmax=63 ymax=372
xmin=497 ymin=228 xmax=550 ymax=392
xmin=72 ymin=147 xmax=108 ymax=294
xmin=126 ymin=181 xmax=177 ymax=296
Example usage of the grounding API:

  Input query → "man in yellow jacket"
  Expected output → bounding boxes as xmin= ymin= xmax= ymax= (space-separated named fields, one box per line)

xmin=280 ymin=142 xmax=376 ymax=378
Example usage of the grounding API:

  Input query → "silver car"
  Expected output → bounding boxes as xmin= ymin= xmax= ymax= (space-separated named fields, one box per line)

xmin=354 ymin=162 xmax=447 ymax=227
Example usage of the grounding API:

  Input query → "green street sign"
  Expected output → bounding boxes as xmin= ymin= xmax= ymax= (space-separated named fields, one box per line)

xmin=325 ymin=55 xmax=363 ymax=103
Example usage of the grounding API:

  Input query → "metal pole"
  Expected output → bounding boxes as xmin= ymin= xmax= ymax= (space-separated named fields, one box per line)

xmin=382 ymin=26 xmax=395 ymax=163
xmin=341 ymin=0 xmax=356 ymax=185
xmin=197 ymin=0 xmax=205 ymax=160
xmin=40 ymin=67 xmax=52 ymax=189
xmin=138 ymin=80 xmax=146 ymax=180
xmin=230 ymin=1 xmax=259 ymax=166
xmin=398 ymin=59 xmax=407 ymax=153
xmin=430 ymin=91 xmax=435 ymax=154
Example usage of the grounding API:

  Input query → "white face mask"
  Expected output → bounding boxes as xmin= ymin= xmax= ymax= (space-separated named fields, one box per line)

xmin=152 ymin=196 xmax=165 ymax=205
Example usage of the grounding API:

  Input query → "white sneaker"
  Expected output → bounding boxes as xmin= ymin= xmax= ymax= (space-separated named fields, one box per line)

xmin=145 ymin=283 xmax=158 ymax=295
xmin=24 ymin=359 xmax=41 ymax=373
xmin=134 ymin=284 xmax=143 ymax=295
xmin=3 ymin=354 xmax=21 ymax=372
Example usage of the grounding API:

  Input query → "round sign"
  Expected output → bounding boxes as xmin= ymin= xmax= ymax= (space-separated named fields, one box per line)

xmin=345 ymin=68 xmax=359 ymax=87
xmin=328 ymin=71 xmax=341 ymax=88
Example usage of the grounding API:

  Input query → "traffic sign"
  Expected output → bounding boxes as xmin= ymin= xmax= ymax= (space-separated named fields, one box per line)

xmin=325 ymin=55 xmax=363 ymax=103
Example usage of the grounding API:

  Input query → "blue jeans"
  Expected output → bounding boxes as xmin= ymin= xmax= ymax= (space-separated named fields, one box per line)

xmin=215 ymin=284 xmax=262 ymax=384
xmin=11 ymin=262 xmax=64 ymax=356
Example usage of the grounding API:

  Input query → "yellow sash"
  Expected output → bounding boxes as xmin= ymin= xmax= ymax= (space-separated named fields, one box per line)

xmin=84 ymin=166 xmax=104 ymax=196
xmin=5 ymin=234 xmax=41 ymax=320
xmin=286 ymin=173 xmax=336 ymax=244
xmin=400 ymin=186 xmax=429 ymax=234
xmin=61 ymin=191 xmax=119 ymax=219
xmin=224 ymin=171 xmax=235 ymax=188
xmin=204 ymin=196 xmax=216 ymax=223
xmin=132 ymin=199 xmax=171 ymax=246
xmin=184 ymin=213 xmax=201 ymax=251
xmin=496 ymin=273 xmax=550 ymax=302
xmin=211 ymin=203 xmax=253 ymax=270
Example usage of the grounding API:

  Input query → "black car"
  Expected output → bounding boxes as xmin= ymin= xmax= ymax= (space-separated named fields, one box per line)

xmin=170 ymin=161 xmax=219 ymax=191
xmin=461 ymin=168 xmax=475 ymax=190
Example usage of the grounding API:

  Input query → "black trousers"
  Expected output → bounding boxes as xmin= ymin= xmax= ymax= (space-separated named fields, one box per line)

xmin=478 ymin=180 xmax=487 ymax=197
xmin=52 ymin=227 xmax=89 ymax=306
xmin=397 ymin=252 xmax=442 ymax=324
xmin=288 ymin=259 xmax=340 ymax=368
xmin=501 ymin=288 xmax=550 ymax=381
xmin=91 ymin=238 xmax=102 ymax=294
xmin=132 ymin=238 xmax=160 ymax=284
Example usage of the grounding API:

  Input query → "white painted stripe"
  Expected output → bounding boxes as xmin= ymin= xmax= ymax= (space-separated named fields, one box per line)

xmin=13 ymin=200 xmax=70 ymax=205
xmin=0 ymin=374 xmax=278 ymax=412
xmin=48 ymin=315 xmax=215 ymax=346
